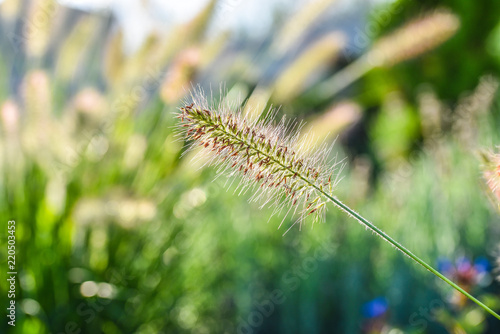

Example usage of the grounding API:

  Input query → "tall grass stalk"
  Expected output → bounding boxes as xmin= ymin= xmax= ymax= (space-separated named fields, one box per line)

xmin=177 ymin=95 xmax=500 ymax=321
xmin=314 ymin=9 xmax=460 ymax=99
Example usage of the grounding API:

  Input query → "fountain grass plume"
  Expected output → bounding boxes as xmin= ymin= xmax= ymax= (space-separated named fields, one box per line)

xmin=176 ymin=89 xmax=500 ymax=321
xmin=482 ymin=150 xmax=500 ymax=209
xmin=314 ymin=8 xmax=460 ymax=100
xmin=177 ymin=89 xmax=344 ymax=231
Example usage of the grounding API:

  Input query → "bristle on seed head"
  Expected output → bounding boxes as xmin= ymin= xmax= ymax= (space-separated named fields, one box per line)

xmin=176 ymin=88 xmax=344 ymax=231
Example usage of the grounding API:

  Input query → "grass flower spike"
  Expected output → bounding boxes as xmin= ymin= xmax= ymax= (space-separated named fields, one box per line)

xmin=178 ymin=93 xmax=343 ymax=230
xmin=177 ymin=91 xmax=500 ymax=321
xmin=482 ymin=150 xmax=500 ymax=209
xmin=368 ymin=9 xmax=459 ymax=67
xmin=315 ymin=8 xmax=460 ymax=99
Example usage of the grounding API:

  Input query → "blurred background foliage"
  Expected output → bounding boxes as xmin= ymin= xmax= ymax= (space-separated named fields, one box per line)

xmin=1 ymin=0 xmax=500 ymax=333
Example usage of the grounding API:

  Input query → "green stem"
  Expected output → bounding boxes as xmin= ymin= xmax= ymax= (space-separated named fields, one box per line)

xmin=314 ymin=57 xmax=371 ymax=99
xmin=320 ymin=191 xmax=500 ymax=321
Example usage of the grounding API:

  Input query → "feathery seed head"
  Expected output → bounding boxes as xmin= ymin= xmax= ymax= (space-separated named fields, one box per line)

xmin=367 ymin=9 xmax=460 ymax=67
xmin=177 ymin=90 xmax=343 ymax=230
xmin=483 ymin=151 xmax=500 ymax=208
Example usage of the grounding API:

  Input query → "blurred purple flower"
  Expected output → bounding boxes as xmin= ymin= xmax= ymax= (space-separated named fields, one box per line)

xmin=362 ymin=297 xmax=388 ymax=319
xmin=436 ymin=255 xmax=492 ymax=308
xmin=473 ymin=256 xmax=490 ymax=274
xmin=437 ymin=257 xmax=453 ymax=275
xmin=437 ymin=256 xmax=491 ymax=281
xmin=456 ymin=256 xmax=472 ymax=274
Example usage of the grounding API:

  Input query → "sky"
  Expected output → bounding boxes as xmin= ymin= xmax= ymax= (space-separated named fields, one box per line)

xmin=55 ymin=0 xmax=300 ymax=52
xmin=0 ymin=0 xmax=394 ymax=52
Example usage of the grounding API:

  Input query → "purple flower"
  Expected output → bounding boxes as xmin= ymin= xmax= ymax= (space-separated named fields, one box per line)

xmin=473 ymin=257 xmax=490 ymax=274
xmin=362 ymin=297 xmax=388 ymax=318
xmin=456 ymin=256 xmax=472 ymax=275
xmin=437 ymin=257 xmax=453 ymax=275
